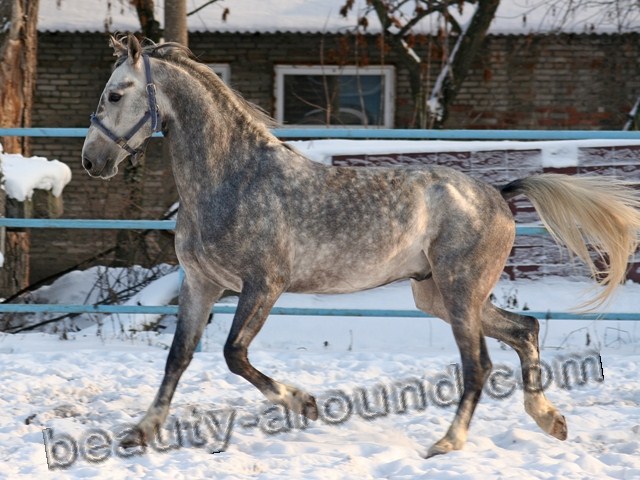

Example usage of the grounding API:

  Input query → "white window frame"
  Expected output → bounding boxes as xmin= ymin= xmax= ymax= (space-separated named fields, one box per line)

xmin=274 ymin=65 xmax=395 ymax=128
xmin=207 ymin=63 xmax=231 ymax=84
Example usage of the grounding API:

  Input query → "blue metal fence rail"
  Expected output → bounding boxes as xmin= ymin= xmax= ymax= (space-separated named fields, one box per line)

xmin=0 ymin=302 xmax=638 ymax=321
xmin=0 ymin=218 xmax=176 ymax=230
xmin=0 ymin=218 xmax=552 ymax=237
xmin=1 ymin=127 xmax=638 ymax=321
xmin=2 ymin=127 xmax=640 ymax=140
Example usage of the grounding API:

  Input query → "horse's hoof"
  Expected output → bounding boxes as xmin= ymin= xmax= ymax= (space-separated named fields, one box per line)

xmin=549 ymin=414 xmax=568 ymax=441
xmin=301 ymin=395 xmax=319 ymax=421
xmin=267 ymin=384 xmax=318 ymax=421
xmin=119 ymin=426 xmax=147 ymax=449
xmin=531 ymin=407 xmax=568 ymax=441
xmin=425 ymin=434 xmax=465 ymax=458
xmin=425 ymin=440 xmax=453 ymax=458
xmin=288 ymin=391 xmax=318 ymax=421
xmin=526 ymin=399 xmax=568 ymax=441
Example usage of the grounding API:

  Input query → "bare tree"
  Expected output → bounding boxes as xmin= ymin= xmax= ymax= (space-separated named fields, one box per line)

xmin=0 ymin=0 xmax=38 ymax=154
xmin=0 ymin=0 xmax=39 ymax=296
xmin=130 ymin=0 xmax=161 ymax=42
xmin=342 ymin=0 xmax=500 ymax=128
xmin=129 ymin=0 xmax=228 ymax=43
xmin=186 ymin=0 xmax=229 ymax=22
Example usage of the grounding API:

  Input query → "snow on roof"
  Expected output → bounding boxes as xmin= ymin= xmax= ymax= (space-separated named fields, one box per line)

xmin=0 ymin=145 xmax=72 ymax=202
xmin=39 ymin=0 xmax=640 ymax=35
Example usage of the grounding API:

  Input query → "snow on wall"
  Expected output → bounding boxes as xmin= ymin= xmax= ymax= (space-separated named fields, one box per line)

xmin=291 ymin=139 xmax=640 ymax=167
xmin=0 ymin=144 xmax=72 ymax=202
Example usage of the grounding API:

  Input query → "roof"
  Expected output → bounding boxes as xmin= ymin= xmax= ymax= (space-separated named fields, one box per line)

xmin=39 ymin=0 xmax=640 ymax=35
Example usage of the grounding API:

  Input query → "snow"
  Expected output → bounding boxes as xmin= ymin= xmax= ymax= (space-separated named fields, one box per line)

xmin=39 ymin=0 xmax=640 ymax=35
xmin=0 ymin=146 xmax=72 ymax=202
xmin=288 ymin=138 xmax=640 ymax=166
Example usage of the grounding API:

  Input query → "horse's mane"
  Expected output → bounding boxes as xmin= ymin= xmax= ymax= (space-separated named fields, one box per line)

xmin=115 ymin=38 xmax=278 ymax=129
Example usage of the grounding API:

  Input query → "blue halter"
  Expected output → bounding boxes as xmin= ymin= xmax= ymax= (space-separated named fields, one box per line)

xmin=89 ymin=54 xmax=160 ymax=166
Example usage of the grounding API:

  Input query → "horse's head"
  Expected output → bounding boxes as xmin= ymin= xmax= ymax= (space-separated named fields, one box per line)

xmin=82 ymin=34 xmax=160 ymax=179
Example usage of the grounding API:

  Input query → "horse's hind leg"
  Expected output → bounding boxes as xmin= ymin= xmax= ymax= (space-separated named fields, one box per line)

xmin=413 ymin=269 xmax=494 ymax=457
xmin=132 ymin=269 xmax=224 ymax=445
xmin=224 ymin=281 xmax=319 ymax=419
xmin=412 ymin=201 xmax=515 ymax=457
xmin=482 ymin=304 xmax=567 ymax=440
xmin=412 ymin=279 xmax=568 ymax=443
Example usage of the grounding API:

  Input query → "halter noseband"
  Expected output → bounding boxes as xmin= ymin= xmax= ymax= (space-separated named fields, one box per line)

xmin=90 ymin=54 xmax=160 ymax=166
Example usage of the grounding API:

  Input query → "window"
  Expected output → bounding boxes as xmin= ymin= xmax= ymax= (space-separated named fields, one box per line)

xmin=274 ymin=65 xmax=395 ymax=128
xmin=207 ymin=64 xmax=231 ymax=84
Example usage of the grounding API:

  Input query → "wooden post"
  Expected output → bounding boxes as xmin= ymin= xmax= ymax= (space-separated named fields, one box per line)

xmin=0 ymin=198 xmax=32 ymax=294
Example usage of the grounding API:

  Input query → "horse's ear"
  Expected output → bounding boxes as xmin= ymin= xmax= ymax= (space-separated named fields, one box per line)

xmin=109 ymin=34 xmax=127 ymax=58
xmin=127 ymin=34 xmax=142 ymax=64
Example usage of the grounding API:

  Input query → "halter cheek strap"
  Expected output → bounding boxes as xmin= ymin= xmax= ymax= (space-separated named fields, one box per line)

xmin=90 ymin=54 xmax=160 ymax=166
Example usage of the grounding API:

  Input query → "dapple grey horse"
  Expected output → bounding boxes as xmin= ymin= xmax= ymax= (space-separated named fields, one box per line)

xmin=82 ymin=35 xmax=640 ymax=457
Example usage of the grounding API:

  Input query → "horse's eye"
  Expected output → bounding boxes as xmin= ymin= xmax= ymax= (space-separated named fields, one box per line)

xmin=108 ymin=92 xmax=122 ymax=103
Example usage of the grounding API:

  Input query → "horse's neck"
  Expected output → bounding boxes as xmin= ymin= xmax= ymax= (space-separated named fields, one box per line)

xmin=158 ymin=65 xmax=276 ymax=194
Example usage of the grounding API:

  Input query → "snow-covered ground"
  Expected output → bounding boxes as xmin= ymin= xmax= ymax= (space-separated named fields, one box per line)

xmin=1 ymin=273 xmax=639 ymax=479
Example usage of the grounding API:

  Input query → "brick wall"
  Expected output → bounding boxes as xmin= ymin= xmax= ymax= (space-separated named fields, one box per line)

xmin=448 ymin=34 xmax=640 ymax=130
xmin=24 ymin=31 xmax=640 ymax=283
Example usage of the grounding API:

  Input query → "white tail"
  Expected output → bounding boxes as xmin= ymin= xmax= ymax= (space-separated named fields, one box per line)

xmin=502 ymin=174 xmax=640 ymax=309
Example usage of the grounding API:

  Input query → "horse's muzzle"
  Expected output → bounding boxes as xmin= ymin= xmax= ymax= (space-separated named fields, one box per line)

xmin=82 ymin=153 xmax=115 ymax=178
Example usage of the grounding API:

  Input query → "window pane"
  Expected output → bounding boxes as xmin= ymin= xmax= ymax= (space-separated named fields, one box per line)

xmin=282 ymin=73 xmax=385 ymax=126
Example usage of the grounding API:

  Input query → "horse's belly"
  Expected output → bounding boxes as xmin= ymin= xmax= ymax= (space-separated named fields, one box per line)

xmin=287 ymin=244 xmax=429 ymax=294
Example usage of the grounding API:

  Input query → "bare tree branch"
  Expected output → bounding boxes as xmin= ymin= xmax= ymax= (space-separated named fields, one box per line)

xmin=187 ymin=0 xmax=225 ymax=17
xmin=623 ymin=96 xmax=640 ymax=131
xmin=430 ymin=0 xmax=499 ymax=127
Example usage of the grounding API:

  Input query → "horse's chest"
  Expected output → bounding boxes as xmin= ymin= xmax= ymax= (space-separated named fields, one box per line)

xmin=175 ymin=222 xmax=247 ymax=291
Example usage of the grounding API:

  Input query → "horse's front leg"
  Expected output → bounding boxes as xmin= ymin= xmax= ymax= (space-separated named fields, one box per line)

xmin=224 ymin=281 xmax=319 ymax=420
xmin=127 ymin=269 xmax=224 ymax=446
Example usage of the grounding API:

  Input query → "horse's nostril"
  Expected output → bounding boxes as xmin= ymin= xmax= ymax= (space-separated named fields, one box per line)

xmin=82 ymin=157 xmax=93 ymax=171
